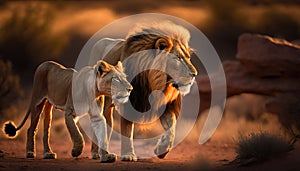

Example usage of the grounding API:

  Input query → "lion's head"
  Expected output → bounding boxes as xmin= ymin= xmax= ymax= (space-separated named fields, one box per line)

xmin=95 ymin=60 xmax=132 ymax=104
xmin=122 ymin=21 xmax=197 ymax=96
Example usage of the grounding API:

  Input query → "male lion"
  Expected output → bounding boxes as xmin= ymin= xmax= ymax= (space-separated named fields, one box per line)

xmin=3 ymin=60 xmax=132 ymax=163
xmin=90 ymin=22 xmax=198 ymax=161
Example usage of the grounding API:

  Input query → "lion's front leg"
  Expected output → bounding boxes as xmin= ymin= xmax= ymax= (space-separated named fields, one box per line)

xmin=154 ymin=111 xmax=176 ymax=159
xmin=89 ymin=105 xmax=116 ymax=163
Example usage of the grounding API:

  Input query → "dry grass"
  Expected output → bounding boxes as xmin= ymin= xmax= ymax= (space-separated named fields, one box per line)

xmin=233 ymin=132 xmax=293 ymax=166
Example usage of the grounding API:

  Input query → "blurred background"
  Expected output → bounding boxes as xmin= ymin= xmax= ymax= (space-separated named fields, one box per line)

xmin=0 ymin=0 xmax=299 ymax=146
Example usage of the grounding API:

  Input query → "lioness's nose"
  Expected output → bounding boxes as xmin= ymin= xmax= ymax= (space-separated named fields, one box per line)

xmin=127 ymin=86 xmax=133 ymax=92
xmin=189 ymin=67 xmax=198 ymax=77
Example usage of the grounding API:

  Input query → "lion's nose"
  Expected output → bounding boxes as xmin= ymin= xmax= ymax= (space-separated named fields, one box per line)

xmin=190 ymin=73 xmax=197 ymax=77
xmin=127 ymin=86 xmax=133 ymax=92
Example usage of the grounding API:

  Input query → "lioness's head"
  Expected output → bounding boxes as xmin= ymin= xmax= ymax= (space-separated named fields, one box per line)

xmin=95 ymin=60 xmax=132 ymax=103
xmin=124 ymin=22 xmax=198 ymax=95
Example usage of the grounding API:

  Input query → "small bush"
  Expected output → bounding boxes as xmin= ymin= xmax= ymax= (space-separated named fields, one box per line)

xmin=0 ymin=59 xmax=23 ymax=112
xmin=0 ymin=3 xmax=69 ymax=73
xmin=234 ymin=132 xmax=293 ymax=165
xmin=256 ymin=8 xmax=299 ymax=40
xmin=203 ymin=0 xmax=248 ymax=60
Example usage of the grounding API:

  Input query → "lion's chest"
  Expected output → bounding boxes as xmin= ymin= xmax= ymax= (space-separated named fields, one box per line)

xmin=164 ymin=83 xmax=180 ymax=103
xmin=121 ymin=83 xmax=179 ymax=123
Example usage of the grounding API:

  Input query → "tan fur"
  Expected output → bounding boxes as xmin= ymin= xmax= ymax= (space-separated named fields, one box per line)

xmin=91 ymin=22 xmax=198 ymax=161
xmin=7 ymin=60 xmax=131 ymax=162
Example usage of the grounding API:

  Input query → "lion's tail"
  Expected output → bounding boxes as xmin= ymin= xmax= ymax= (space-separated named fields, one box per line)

xmin=3 ymin=109 xmax=31 ymax=138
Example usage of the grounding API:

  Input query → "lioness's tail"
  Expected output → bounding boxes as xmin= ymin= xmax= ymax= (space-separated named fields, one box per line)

xmin=3 ymin=109 xmax=31 ymax=138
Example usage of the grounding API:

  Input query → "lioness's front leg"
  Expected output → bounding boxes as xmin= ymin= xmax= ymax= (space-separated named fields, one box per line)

xmin=65 ymin=110 xmax=84 ymax=157
xmin=91 ymin=96 xmax=114 ymax=160
xmin=120 ymin=117 xmax=137 ymax=161
xmin=89 ymin=102 xmax=116 ymax=163
xmin=154 ymin=111 xmax=176 ymax=159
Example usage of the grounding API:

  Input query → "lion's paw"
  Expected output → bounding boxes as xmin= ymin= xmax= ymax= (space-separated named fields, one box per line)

xmin=26 ymin=151 xmax=36 ymax=159
xmin=154 ymin=144 xmax=170 ymax=159
xmin=91 ymin=152 xmax=100 ymax=160
xmin=43 ymin=152 xmax=57 ymax=159
xmin=71 ymin=146 xmax=83 ymax=157
xmin=100 ymin=153 xmax=117 ymax=163
xmin=121 ymin=153 xmax=138 ymax=162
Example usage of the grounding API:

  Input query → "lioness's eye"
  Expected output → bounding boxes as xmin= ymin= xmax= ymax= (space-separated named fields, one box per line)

xmin=176 ymin=57 xmax=183 ymax=61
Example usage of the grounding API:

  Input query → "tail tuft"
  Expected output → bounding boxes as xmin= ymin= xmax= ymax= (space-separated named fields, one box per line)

xmin=3 ymin=121 xmax=17 ymax=138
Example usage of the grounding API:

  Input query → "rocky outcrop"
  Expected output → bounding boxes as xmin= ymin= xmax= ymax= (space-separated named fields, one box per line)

xmin=197 ymin=33 xmax=300 ymax=132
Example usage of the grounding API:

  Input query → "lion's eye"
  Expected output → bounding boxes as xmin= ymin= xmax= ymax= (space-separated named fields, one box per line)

xmin=112 ymin=76 xmax=120 ymax=82
xmin=159 ymin=44 xmax=167 ymax=50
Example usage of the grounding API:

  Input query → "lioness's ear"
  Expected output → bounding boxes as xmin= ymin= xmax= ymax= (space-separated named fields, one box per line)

xmin=116 ymin=61 xmax=123 ymax=72
xmin=97 ymin=60 xmax=109 ymax=77
xmin=155 ymin=38 xmax=170 ymax=51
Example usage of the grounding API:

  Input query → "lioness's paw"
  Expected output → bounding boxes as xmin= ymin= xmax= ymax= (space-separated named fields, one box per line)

xmin=43 ymin=152 xmax=57 ymax=159
xmin=26 ymin=151 xmax=36 ymax=159
xmin=91 ymin=152 xmax=100 ymax=160
xmin=121 ymin=153 xmax=138 ymax=162
xmin=100 ymin=153 xmax=117 ymax=163
xmin=154 ymin=145 xmax=170 ymax=159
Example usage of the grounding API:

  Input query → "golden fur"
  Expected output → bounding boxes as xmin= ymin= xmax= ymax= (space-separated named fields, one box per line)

xmin=91 ymin=22 xmax=197 ymax=161
xmin=3 ymin=60 xmax=132 ymax=162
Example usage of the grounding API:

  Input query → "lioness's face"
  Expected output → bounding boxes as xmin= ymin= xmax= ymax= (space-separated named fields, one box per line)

xmin=155 ymin=37 xmax=198 ymax=95
xmin=96 ymin=61 xmax=132 ymax=104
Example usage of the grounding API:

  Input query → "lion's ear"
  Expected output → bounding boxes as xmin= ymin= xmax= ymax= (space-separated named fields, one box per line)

xmin=155 ymin=38 xmax=169 ymax=51
xmin=97 ymin=60 xmax=109 ymax=77
xmin=116 ymin=61 xmax=123 ymax=72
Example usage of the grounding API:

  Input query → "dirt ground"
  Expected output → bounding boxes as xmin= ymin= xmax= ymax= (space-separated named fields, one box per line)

xmin=1 ymin=95 xmax=300 ymax=171
xmin=1 ymin=132 xmax=300 ymax=171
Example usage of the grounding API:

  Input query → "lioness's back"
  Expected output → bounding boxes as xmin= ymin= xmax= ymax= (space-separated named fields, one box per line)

xmin=32 ymin=61 xmax=76 ymax=108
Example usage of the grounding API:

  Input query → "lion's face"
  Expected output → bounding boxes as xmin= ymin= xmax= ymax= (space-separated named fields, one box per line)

xmin=156 ymin=37 xmax=197 ymax=95
xmin=96 ymin=61 xmax=132 ymax=104
xmin=123 ymin=23 xmax=198 ymax=96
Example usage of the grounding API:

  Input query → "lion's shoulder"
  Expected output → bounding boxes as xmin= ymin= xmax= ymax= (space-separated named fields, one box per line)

xmin=90 ymin=38 xmax=125 ymax=66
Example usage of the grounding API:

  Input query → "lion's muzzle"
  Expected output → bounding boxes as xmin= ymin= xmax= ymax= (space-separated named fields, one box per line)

xmin=171 ymin=77 xmax=195 ymax=96
xmin=113 ymin=92 xmax=131 ymax=104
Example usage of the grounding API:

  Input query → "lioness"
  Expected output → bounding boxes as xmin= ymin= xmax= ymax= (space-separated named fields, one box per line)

xmin=3 ymin=60 xmax=132 ymax=163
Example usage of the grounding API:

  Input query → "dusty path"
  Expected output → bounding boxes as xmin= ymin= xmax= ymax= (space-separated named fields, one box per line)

xmin=1 ymin=134 xmax=300 ymax=171
xmin=0 ymin=137 xmax=234 ymax=171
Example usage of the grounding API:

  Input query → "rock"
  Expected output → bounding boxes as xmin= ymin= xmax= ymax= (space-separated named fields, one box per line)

xmin=0 ymin=150 xmax=4 ymax=158
xmin=237 ymin=34 xmax=300 ymax=77
xmin=196 ymin=33 xmax=300 ymax=133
